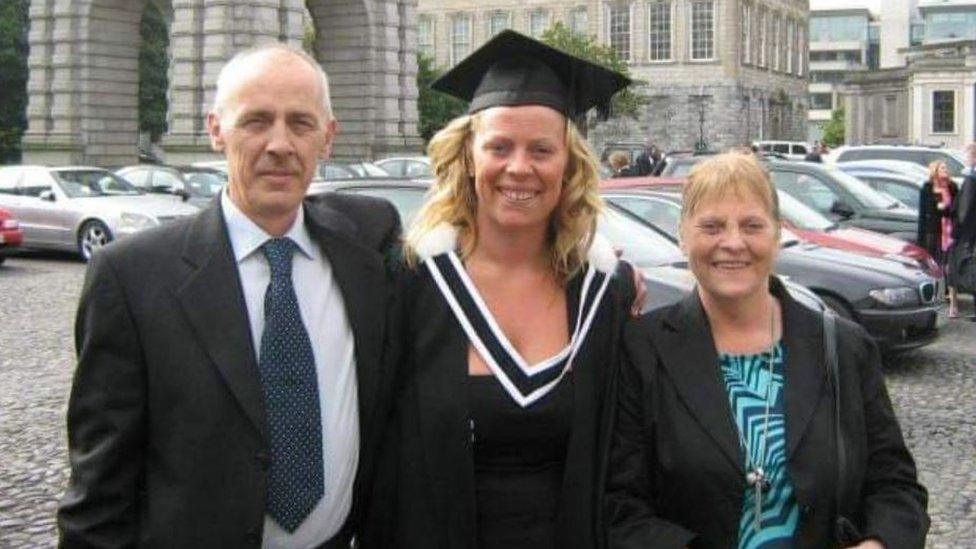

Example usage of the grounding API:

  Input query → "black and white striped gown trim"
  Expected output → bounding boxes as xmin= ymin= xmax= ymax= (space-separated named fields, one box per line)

xmin=425 ymin=251 xmax=612 ymax=408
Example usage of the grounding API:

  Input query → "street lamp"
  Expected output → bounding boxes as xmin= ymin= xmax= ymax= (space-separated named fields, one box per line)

xmin=691 ymin=91 xmax=709 ymax=153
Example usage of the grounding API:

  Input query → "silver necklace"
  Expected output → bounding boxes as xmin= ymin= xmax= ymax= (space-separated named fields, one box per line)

xmin=730 ymin=300 xmax=777 ymax=532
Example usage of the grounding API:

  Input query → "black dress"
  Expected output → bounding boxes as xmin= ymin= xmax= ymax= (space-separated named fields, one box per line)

xmin=469 ymin=373 xmax=574 ymax=549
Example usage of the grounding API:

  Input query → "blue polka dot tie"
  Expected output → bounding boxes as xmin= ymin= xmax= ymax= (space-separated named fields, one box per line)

xmin=258 ymin=238 xmax=324 ymax=532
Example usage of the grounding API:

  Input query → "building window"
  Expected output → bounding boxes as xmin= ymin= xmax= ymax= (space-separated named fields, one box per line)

xmin=932 ymin=91 xmax=955 ymax=134
xmin=810 ymin=93 xmax=832 ymax=110
xmin=488 ymin=11 xmax=510 ymax=37
xmin=648 ymin=1 xmax=671 ymax=61
xmin=608 ymin=3 xmax=632 ymax=61
xmin=690 ymin=0 xmax=714 ymax=60
xmin=570 ymin=7 xmax=588 ymax=35
xmin=758 ymin=7 xmax=767 ymax=68
xmin=741 ymin=3 xmax=751 ymax=65
xmin=786 ymin=20 xmax=794 ymax=74
xmin=418 ymin=16 xmax=434 ymax=59
xmin=797 ymin=23 xmax=805 ymax=76
xmin=883 ymin=95 xmax=896 ymax=136
xmin=450 ymin=14 xmax=472 ymax=65
xmin=529 ymin=9 xmax=550 ymax=38
xmin=772 ymin=14 xmax=781 ymax=71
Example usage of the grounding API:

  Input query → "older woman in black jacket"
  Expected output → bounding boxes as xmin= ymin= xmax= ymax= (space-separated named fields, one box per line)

xmin=605 ymin=152 xmax=928 ymax=549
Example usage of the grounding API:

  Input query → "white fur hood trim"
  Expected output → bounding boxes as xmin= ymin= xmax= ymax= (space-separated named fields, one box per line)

xmin=414 ymin=222 xmax=618 ymax=273
xmin=587 ymin=232 xmax=618 ymax=273
xmin=414 ymin=222 xmax=460 ymax=261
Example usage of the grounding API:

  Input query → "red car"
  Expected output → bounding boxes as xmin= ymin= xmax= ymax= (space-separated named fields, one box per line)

xmin=0 ymin=207 xmax=24 ymax=265
xmin=599 ymin=177 xmax=942 ymax=279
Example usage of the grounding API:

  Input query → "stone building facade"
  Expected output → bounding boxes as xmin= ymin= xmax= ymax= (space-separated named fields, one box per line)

xmin=22 ymin=0 xmax=422 ymax=167
xmin=842 ymin=39 xmax=976 ymax=150
xmin=417 ymin=0 xmax=810 ymax=153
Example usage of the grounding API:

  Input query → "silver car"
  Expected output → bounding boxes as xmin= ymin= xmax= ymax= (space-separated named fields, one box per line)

xmin=0 ymin=165 xmax=199 ymax=260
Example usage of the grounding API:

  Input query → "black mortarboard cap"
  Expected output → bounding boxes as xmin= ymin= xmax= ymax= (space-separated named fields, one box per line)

xmin=431 ymin=30 xmax=631 ymax=119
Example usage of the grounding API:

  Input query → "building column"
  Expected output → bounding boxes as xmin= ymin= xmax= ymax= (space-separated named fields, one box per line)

xmin=964 ymin=78 xmax=976 ymax=144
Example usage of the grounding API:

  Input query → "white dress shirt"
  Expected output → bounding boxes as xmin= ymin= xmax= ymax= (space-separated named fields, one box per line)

xmin=221 ymin=192 xmax=360 ymax=549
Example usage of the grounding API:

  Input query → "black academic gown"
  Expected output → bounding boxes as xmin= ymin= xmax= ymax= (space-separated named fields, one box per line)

xmin=605 ymin=278 xmax=929 ymax=549
xmin=363 ymin=256 xmax=634 ymax=549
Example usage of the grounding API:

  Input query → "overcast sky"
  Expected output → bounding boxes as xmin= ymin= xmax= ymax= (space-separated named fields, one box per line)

xmin=811 ymin=0 xmax=881 ymax=12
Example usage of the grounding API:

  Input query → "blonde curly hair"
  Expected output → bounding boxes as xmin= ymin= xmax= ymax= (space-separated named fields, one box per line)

xmin=404 ymin=110 xmax=604 ymax=283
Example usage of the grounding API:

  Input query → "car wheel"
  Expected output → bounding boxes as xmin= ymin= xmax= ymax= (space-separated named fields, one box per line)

xmin=818 ymin=294 xmax=855 ymax=322
xmin=0 ymin=256 xmax=5 ymax=266
xmin=78 ymin=220 xmax=113 ymax=262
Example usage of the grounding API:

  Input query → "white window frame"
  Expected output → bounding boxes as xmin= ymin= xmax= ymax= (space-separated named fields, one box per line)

xmin=605 ymin=2 xmax=634 ymax=62
xmin=647 ymin=0 xmax=673 ymax=62
xmin=529 ymin=9 xmax=551 ymax=38
xmin=418 ymin=16 xmax=435 ymax=60
xmin=786 ymin=19 xmax=794 ymax=73
xmin=570 ymin=6 xmax=588 ymax=35
xmin=931 ymin=90 xmax=956 ymax=135
xmin=797 ymin=23 xmax=805 ymax=76
xmin=741 ymin=2 xmax=752 ymax=65
xmin=758 ymin=7 xmax=767 ymax=68
xmin=449 ymin=14 xmax=472 ymax=66
xmin=689 ymin=0 xmax=716 ymax=62
xmin=487 ymin=11 xmax=511 ymax=37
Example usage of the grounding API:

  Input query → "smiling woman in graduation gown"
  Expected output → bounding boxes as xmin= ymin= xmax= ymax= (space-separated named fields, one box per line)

xmin=360 ymin=31 xmax=634 ymax=549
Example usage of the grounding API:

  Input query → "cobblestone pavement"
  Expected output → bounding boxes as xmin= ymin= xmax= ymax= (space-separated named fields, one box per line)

xmin=1 ymin=253 xmax=975 ymax=547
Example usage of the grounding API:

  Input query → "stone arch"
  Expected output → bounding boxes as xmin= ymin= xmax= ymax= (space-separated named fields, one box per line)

xmin=23 ymin=0 xmax=420 ymax=166
xmin=307 ymin=0 xmax=421 ymax=159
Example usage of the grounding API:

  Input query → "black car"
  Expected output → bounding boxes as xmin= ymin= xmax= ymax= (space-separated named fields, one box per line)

xmin=603 ymin=188 xmax=940 ymax=354
xmin=661 ymin=156 xmax=919 ymax=243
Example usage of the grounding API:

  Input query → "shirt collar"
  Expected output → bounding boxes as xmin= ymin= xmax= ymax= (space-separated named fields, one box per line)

xmin=220 ymin=190 xmax=317 ymax=263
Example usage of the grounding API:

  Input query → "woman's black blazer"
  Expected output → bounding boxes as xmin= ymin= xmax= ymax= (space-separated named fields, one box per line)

xmin=917 ymin=179 xmax=957 ymax=257
xmin=605 ymin=278 xmax=929 ymax=549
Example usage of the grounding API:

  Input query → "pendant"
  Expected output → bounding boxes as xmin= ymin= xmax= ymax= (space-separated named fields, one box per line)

xmin=746 ymin=468 xmax=767 ymax=531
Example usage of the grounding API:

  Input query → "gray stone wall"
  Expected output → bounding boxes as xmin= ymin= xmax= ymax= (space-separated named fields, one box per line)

xmin=22 ymin=0 xmax=421 ymax=167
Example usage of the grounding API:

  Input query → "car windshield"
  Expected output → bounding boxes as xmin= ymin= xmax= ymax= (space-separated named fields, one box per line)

xmin=778 ymin=190 xmax=835 ymax=231
xmin=182 ymin=170 xmax=226 ymax=197
xmin=598 ymin=206 xmax=684 ymax=268
xmin=55 ymin=170 xmax=142 ymax=197
xmin=823 ymin=166 xmax=900 ymax=210
xmin=667 ymin=159 xmax=701 ymax=177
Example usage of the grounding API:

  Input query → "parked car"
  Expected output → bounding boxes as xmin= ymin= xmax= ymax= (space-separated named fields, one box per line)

xmin=835 ymin=163 xmax=924 ymax=211
xmin=753 ymin=140 xmax=811 ymax=161
xmin=767 ymin=161 xmax=919 ymax=242
xmin=0 ymin=166 xmax=198 ymax=261
xmin=827 ymin=145 xmax=968 ymax=180
xmin=116 ymin=165 xmax=226 ymax=209
xmin=308 ymin=180 xmax=823 ymax=314
xmin=834 ymin=159 xmax=930 ymax=181
xmin=0 ymin=207 xmax=24 ymax=265
xmin=191 ymin=160 xmax=228 ymax=174
xmin=374 ymin=156 xmax=432 ymax=178
xmin=601 ymin=178 xmax=941 ymax=278
xmin=603 ymin=188 xmax=940 ymax=353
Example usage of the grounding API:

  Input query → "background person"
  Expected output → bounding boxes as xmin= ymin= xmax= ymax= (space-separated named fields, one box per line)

xmin=365 ymin=31 xmax=635 ymax=549
xmin=610 ymin=151 xmax=639 ymax=178
xmin=918 ymin=160 xmax=960 ymax=317
xmin=950 ymin=143 xmax=976 ymax=317
xmin=605 ymin=152 xmax=928 ymax=549
xmin=57 ymin=44 xmax=401 ymax=548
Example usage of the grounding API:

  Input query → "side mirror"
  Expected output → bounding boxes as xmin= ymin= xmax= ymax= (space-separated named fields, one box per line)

xmin=830 ymin=200 xmax=855 ymax=219
xmin=170 ymin=188 xmax=191 ymax=201
xmin=39 ymin=189 xmax=56 ymax=202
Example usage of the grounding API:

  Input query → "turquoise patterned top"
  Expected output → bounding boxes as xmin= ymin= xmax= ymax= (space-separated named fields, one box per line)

xmin=719 ymin=342 xmax=799 ymax=549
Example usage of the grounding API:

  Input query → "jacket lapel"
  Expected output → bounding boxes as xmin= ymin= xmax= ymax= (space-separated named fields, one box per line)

xmin=176 ymin=205 xmax=265 ymax=437
xmin=303 ymin=202 xmax=389 ymax=440
xmin=775 ymin=281 xmax=828 ymax=460
xmin=655 ymin=291 xmax=744 ymax=474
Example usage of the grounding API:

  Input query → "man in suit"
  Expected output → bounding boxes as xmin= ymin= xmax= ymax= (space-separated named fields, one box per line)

xmin=952 ymin=142 xmax=976 ymax=316
xmin=634 ymin=140 xmax=656 ymax=176
xmin=57 ymin=43 xmax=400 ymax=548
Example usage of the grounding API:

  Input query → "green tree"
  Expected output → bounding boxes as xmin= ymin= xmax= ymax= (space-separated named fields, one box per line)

xmin=0 ymin=0 xmax=29 ymax=163
xmin=139 ymin=2 xmax=170 ymax=142
xmin=821 ymin=106 xmax=845 ymax=147
xmin=539 ymin=22 xmax=643 ymax=122
xmin=416 ymin=52 xmax=468 ymax=144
